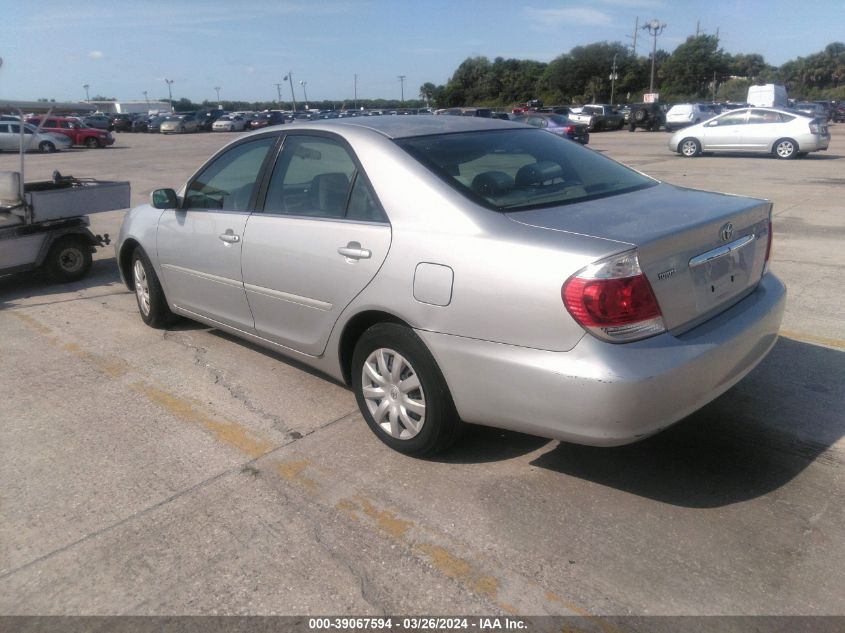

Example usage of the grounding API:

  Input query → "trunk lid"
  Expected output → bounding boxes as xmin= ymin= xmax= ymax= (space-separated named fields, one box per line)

xmin=507 ymin=183 xmax=771 ymax=333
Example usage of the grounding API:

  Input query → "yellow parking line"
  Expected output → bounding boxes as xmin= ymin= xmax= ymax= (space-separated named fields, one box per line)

xmin=779 ymin=330 xmax=845 ymax=351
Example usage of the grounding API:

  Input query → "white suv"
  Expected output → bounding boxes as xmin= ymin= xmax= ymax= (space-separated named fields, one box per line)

xmin=665 ymin=104 xmax=709 ymax=132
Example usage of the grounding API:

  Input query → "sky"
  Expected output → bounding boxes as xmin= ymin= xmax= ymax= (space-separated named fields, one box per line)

xmin=1 ymin=0 xmax=843 ymax=105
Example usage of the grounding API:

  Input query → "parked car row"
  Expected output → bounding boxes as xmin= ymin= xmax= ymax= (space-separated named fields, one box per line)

xmin=0 ymin=120 xmax=74 ymax=153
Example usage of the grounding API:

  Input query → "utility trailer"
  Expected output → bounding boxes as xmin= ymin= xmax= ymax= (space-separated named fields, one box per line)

xmin=0 ymin=170 xmax=129 ymax=281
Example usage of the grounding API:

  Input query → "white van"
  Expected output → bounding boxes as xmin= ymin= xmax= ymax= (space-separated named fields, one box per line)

xmin=665 ymin=104 xmax=709 ymax=132
xmin=747 ymin=84 xmax=788 ymax=108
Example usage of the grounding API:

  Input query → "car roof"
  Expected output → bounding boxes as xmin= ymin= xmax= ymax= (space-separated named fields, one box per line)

xmin=279 ymin=114 xmax=527 ymax=139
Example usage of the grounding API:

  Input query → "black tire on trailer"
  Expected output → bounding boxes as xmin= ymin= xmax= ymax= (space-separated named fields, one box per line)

xmin=45 ymin=235 xmax=92 ymax=282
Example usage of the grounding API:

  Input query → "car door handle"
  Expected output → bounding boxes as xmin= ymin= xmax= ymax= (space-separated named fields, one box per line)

xmin=337 ymin=242 xmax=371 ymax=260
xmin=218 ymin=232 xmax=240 ymax=243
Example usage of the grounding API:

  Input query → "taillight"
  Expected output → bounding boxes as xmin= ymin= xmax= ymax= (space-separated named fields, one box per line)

xmin=562 ymin=250 xmax=666 ymax=343
xmin=809 ymin=120 xmax=822 ymax=134
xmin=563 ymin=126 xmax=574 ymax=134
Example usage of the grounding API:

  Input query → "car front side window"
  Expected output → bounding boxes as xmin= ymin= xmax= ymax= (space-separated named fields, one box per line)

xmin=184 ymin=137 xmax=275 ymax=211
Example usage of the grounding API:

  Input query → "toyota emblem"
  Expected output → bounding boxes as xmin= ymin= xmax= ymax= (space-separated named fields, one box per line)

xmin=720 ymin=222 xmax=734 ymax=242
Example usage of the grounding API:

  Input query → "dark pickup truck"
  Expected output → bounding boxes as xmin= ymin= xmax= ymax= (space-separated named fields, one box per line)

xmin=570 ymin=105 xmax=625 ymax=131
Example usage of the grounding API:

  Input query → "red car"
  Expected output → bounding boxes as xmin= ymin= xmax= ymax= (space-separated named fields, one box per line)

xmin=25 ymin=116 xmax=115 ymax=148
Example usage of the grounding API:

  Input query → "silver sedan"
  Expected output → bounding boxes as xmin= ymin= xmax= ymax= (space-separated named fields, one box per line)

xmin=117 ymin=117 xmax=785 ymax=455
xmin=669 ymin=107 xmax=830 ymax=159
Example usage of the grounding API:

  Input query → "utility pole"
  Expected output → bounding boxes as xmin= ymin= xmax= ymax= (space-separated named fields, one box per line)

xmin=642 ymin=19 xmax=667 ymax=95
xmin=627 ymin=17 xmax=639 ymax=56
xmin=143 ymin=90 xmax=148 ymax=106
xmin=609 ymin=54 xmax=619 ymax=105
xmin=83 ymin=83 xmax=90 ymax=103
xmin=283 ymin=73 xmax=297 ymax=111
xmin=354 ymin=73 xmax=358 ymax=110
xmin=274 ymin=83 xmax=283 ymax=108
xmin=215 ymin=86 xmax=221 ymax=105
xmin=696 ymin=19 xmax=700 ymax=36
xmin=398 ymin=75 xmax=406 ymax=104
xmin=300 ymin=80 xmax=309 ymax=110
xmin=164 ymin=78 xmax=174 ymax=111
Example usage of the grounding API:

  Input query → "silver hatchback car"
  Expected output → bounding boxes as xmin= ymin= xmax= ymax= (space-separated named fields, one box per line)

xmin=117 ymin=117 xmax=785 ymax=455
xmin=669 ymin=107 xmax=830 ymax=159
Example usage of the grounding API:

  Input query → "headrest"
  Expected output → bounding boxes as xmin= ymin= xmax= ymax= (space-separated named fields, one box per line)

xmin=471 ymin=171 xmax=514 ymax=197
xmin=515 ymin=161 xmax=563 ymax=186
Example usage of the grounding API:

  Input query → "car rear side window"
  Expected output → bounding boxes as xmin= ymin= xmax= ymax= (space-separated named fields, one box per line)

xmin=263 ymin=136 xmax=357 ymax=220
xmin=184 ymin=137 xmax=275 ymax=211
xmin=397 ymin=128 xmax=655 ymax=212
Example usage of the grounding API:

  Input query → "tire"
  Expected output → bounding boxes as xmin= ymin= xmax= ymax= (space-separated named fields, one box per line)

xmin=634 ymin=108 xmax=647 ymax=122
xmin=131 ymin=248 xmax=176 ymax=328
xmin=352 ymin=323 xmax=463 ymax=456
xmin=39 ymin=141 xmax=56 ymax=153
xmin=773 ymin=138 xmax=798 ymax=159
xmin=45 ymin=235 xmax=92 ymax=282
xmin=85 ymin=137 xmax=100 ymax=149
xmin=628 ymin=121 xmax=636 ymax=132
xmin=679 ymin=138 xmax=701 ymax=157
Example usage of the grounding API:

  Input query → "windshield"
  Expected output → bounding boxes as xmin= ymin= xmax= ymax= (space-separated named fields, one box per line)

xmin=396 ymin=128 xmax=656 ymax=212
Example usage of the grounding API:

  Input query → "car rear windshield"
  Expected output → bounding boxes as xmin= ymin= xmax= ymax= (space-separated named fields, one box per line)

xmin=396 ymin=128 xmax=655 ymax=212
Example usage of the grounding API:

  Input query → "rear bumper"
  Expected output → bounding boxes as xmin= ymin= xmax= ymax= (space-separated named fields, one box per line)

xmin=418 ymin=273 xmax=786 ymax=446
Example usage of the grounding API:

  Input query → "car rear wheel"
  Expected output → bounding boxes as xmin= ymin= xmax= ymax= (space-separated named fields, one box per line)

xmin=131 ymin=248 xmax=176 ymax=328
xmin=85 ymin=137 xmax=100 ymax=149
xmin=352 ymin=323 xmax=462 ymax=456
xmin=773 ymin=138 xmax=798 ymax=159
xmin=679 ymin=138 xmax=701 ymax=157
xmin=45 ymin=235 xmax=92 ymax=282
xmin=39 ymin=141 xmax=56 ymax=153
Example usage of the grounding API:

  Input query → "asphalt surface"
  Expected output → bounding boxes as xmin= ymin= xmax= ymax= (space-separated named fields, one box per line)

xmin=1 ymin=124 xmax=844 ymax=618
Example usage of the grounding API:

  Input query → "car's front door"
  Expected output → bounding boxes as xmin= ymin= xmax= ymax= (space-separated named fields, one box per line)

xmin=156 ymin=135 xmax=277 ymax=331
xmin=241 ymin=133 xmax=391 ymax=356
xmin=701 ymin=109 xmax=748 ymax=150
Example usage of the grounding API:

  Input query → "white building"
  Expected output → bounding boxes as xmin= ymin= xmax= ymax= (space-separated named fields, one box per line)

xmin=88 ymin=100 xmax=172 ymax=115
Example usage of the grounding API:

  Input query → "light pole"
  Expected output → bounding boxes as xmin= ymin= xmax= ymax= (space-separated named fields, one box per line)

xmin=143 ymin=90 xmax=149 ymax=106
xmin=642 ymin=19 xmax=667 ymax=96
xmin=274 ymin=83 xmax=283 ymax=108
xmin=398 ymin=75 xmax=406 ymax=104
xmin=83 ymin=83 xmax=90 ymax=103
xmin=354 ymin=73 xmax=358 ymax=110
xmin=609 ymin=54 xmax=620 ymax=105
xmin=300 ymin=80 xmax=309 ymax=110
xmin=283 ymin=73 xmax=297 ymax=111
xmin=164 ymin=78 xmax=174 ymax=111
xmin=214 ymin=86 xmax=221 ymax=105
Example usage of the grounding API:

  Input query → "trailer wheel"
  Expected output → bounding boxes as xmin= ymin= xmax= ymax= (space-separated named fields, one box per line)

xmin=39 ymin=141 xmax=56 ymax=153
xmin=45 ymin=235 xmax=92 ymax=282
xmin=131 ymin=248 xmax=176 ymax=328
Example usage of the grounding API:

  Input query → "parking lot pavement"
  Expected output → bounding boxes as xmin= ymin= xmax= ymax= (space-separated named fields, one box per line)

xmin=1 ymin=127 xmax=844 ymax=616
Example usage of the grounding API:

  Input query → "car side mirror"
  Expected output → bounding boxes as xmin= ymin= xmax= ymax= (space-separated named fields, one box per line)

xmin=151 ymin=188 xmax=179 ymax=209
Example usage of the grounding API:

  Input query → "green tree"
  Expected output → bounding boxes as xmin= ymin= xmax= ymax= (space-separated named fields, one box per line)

xmin=660 ymin=35 xmax=727 ymax=98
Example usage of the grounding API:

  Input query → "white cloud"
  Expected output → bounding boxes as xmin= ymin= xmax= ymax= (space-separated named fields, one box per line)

xmin=87 ymin=50 xmax=104 ymax=60
xmin=524 ymin=7 xmax=614 ymax=28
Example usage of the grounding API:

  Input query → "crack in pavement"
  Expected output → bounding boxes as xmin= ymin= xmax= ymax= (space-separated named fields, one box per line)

xmin=162 ymin=330 xmax=293 ymax=436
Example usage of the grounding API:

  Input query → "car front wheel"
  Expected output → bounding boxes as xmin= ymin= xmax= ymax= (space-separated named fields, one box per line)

xmin=773 ymin=138 xmax=798 ymax=159
xmin=352 ymin=323 xmax=462 ymax=456
xmin=39 ymin=141 xmax=56 ymax=153
xmin=679 ymin=138 xmax=701 ymax=157
xmin=85 ymin=137 xmax=100 ymax=149
xmin=131 ymin=248 xmax=176 ymax=328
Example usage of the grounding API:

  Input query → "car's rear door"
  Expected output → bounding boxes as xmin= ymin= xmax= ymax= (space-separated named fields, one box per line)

xmin=156 ymin=135 xmax=278 ymax=331
xmin=241 ymin=132 xmax=391 ymax=356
